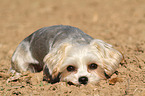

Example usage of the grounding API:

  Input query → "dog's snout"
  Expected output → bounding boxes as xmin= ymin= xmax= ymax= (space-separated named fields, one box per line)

xmin=78 ymin=76 xmax=88 ymax=85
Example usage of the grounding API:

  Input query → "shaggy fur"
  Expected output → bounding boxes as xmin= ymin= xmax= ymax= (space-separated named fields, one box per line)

xmin=10 ymin=25 xmax=123 ymax=85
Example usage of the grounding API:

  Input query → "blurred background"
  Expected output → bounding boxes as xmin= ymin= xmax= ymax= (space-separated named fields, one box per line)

xmin=1 ymin=0 xmax=145 ymax=46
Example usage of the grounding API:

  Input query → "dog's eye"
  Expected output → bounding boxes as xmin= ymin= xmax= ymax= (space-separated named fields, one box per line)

xmin=67 ymin=65 xmax=75 ymax=72
xmin=88 ymin=63 xmax=98 ymax=70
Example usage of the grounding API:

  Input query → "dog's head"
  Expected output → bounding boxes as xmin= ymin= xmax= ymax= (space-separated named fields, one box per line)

xmin=43 ymin=39 xmax=123 ymax=85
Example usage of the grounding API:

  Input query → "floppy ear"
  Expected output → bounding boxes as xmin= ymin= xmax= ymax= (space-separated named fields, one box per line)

xmin=43 ymin=43 xmax=72 ymax=83
xmin=90 ymin=39 xmax=123 ymax=76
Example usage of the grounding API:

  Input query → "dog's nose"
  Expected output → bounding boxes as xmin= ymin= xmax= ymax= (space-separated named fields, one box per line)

xmin=78 ymin=76 xmax=88 ymax=85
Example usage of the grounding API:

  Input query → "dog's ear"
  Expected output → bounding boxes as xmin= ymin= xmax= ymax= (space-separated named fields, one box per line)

xmin=90 ymin=39 xmax=123 ymax=76
xmin=43 ymin=43 xmax=72 ymax=83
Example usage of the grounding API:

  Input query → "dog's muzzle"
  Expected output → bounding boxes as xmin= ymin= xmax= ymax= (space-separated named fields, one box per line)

xmin=78 ymin=76 xmax=88 ymax=85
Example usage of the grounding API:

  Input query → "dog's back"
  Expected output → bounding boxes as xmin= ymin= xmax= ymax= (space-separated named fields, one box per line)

xmin=26 ymin=25 xmax=93 ymax=62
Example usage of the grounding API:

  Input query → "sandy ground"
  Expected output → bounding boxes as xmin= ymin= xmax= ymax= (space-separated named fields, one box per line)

xmin=0 ymin=0 xmax=145 ymax=96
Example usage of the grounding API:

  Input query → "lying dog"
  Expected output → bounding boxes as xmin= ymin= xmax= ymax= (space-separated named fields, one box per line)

xmin=10 ymin=25 xmax=123 ymax=85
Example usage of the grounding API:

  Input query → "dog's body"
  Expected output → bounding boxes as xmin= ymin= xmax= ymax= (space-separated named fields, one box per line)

xmin=11 ymin=25 xmax=123 ymax=85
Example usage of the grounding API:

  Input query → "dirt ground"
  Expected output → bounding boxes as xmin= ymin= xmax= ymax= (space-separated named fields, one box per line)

xmin=0 ymin=0 xmax=145 ymax=96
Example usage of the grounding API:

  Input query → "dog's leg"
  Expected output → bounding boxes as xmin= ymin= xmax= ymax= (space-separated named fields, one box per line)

xmin=7 ymin=41 xmax=41 ymax=82
xmin=11 ymin=41 xmax=39 ymax=73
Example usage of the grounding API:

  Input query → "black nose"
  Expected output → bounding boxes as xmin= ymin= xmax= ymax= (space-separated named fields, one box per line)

xmin=78 ymin=76 xmax=88 ymax=85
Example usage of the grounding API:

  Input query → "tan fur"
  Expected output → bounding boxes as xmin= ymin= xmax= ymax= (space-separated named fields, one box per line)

xmin=43 ymin=43 xmax=72 ymax=79
xmin=90 ymin=39 xmax=123 ymax=76
xmin=60 ymin=68 xmax=77 ymax=82
xmin=88 ymin=65 xmax=107 ymax=79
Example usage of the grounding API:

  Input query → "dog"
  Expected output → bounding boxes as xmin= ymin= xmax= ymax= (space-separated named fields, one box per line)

xmin=10 ymin=25 xmax=123 ymax=85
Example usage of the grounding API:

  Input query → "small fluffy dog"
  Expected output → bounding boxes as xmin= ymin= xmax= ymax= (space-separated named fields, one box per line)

xmin=10 ymin=25 xmax=123 ymax=85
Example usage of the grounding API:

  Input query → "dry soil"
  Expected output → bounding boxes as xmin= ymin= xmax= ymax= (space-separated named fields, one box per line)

xmin=0 ymin=0 xmax=145 ymax=96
